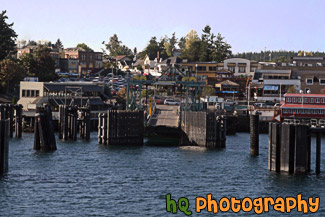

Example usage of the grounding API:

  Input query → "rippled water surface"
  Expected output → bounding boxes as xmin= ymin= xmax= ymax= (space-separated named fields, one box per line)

xmin=0 ymin=132 xmax=324 ymax=216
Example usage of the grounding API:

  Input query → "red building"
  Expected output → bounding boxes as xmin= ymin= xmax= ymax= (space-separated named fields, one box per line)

xmin=281 ymin=93 xmax=325 ymax=118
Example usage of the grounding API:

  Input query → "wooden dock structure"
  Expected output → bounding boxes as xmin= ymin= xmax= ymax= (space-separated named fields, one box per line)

xmin=268 ymin=122 xmax=322 ymax=174
xmin=98 ymin=110 xmax=144 ymax=145
xmin=34 ymin=105 xmax=57 ymax=151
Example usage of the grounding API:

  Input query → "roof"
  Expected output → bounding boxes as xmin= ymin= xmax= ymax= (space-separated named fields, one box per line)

xmin=114 ymin=55 xmax=129 ymax=61
xmin=44 ymin=82 xmax=103 ymax=92
xmin=217 ymin=80 xmax=239 ymax=86
xmin=284 ymin=93 xmax=325 ymax=97
xmin=281 ymin=104 xmax=325 ymax=109
xmin=133 ymin=59 xmax=143 ymax=67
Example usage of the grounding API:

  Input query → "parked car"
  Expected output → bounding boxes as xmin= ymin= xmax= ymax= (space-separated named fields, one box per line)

xmin=164 ymin=99 xmax=179 ymax=105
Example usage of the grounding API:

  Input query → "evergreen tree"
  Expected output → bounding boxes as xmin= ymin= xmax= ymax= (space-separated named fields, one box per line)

xmin=55 ymin=38 xmax=64 ymax=49
xmin=0 ymin=10 xmax=18 ymax=61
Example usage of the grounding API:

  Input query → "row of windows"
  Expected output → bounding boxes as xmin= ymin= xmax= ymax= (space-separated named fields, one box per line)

xmin=286 ymin=97 xmax=325 ymax=103
xmin=22 ymin=89 xmax=40 ymax=97
xmin=306 ymin=78 xmax=325 ymax=85
xmin=283 ymin=109 xmax=324 ymax=114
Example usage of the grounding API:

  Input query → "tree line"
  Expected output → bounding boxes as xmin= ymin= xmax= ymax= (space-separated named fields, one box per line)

xmin=104 ymin=25 xmax=232 ymax=62
xmin=234 ymin=50 xmax=325 ymax=62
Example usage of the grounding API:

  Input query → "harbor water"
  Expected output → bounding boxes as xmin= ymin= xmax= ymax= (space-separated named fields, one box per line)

xmin=0 ymin=132 xmax=324 ymax=216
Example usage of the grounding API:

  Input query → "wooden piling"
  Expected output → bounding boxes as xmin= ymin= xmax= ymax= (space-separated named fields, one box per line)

xmin=0 ymin=119 xmax=9 ymax=175
xmin=316 ymin=132 xmax=321 ymax=175
xmin=14 ymin=104 xmax=23 ymax=138
xmin=294 ymin=125 xmax=310 ymax=174
xmin=280 ymin=124 xmax=295 ymax=173
xmin=268 ymin=122 xmax=281 ymax=172
xmin=34 ymin=106 xmax=56 ymax=151
xmin=8 ymin=104 xmax=14 ymax=138
xmin=250 ymin=114 xmax=259 ymax=156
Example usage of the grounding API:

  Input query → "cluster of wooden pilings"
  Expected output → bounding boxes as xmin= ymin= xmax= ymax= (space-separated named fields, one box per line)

xmin=34 ymin=105 xmax=57 ymax=151
xmin=268 ymin=122 xmax=321 ymax=174
xmin=59 ymin=105 xmax=91 ymax=141
xmin=0 ymin=104 xmax=23 ymax=138
xmin=181 ymin=111 xmax=226 ymax=148
xmin=98 ymin=110 xmax=144 ymax=145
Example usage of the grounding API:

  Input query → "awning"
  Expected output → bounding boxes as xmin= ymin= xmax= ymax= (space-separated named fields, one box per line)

xmin=264 ymin=85 xmax=278 ymax=91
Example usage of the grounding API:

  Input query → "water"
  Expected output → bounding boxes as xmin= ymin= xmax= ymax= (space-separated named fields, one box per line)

xmin=0 ymin=133 xmax=324 ymax=216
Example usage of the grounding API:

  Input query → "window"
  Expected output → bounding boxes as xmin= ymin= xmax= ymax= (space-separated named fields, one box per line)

xmin=26 ymin=90 xmax=30 ymax=97
xmin=320 ymin=79 xmax=325 ymax=85
xmin=304 ymin=98 xmax=308 ymax=103
xmin=296 ymin=109 xmax=300 ymax=114
xmin=310 ymin=98 xmax=314 ymax=103
xmin=283 ymin=109 xmax=287 ymax=114
xmin=316 ymin=98 xmax=320 ymax=103
xmin=306 ymin=78 xmax=313 ymax=85
xmin=208 ymin=66 xmax=217 ymax=71
xmin=228 ymin=67 xmax=235 ymax=73
xmin=293 ymin=98 xmax=297 ymax=103
xmin=322 ymin=98 xmax=325 ymax=103
xmin=239 ymin=66 xmax=246 ymax=73
xmin=82 ymin=55 xmax=86 ymax=61
xmin=313 ymin=109 xmax=317 ymax=114
xmin=298 ymin=98 xmax=302 ymax=103
xmin=305 ymin=109 xmax=309 ymax=114
xmin=301 ymin=109 xmax=305 ymax=114
xmin=31 ymin=90 xmax=35 ymax=97
xmin=22 ymin=90 xmax=26 ymax=97
xmin=90 ymin=55 xmax=92 ymax=61
xmin=307 ymin=109 xmax=311 ymax=114
xmin=320 ymin=110 xmax=324 ymax=114
xmin=197 ymin=66 xmax=206 ymax=71
xmin=36 ymin=90 xmax=39 ymax=97
xmin=287 ymin=97 xmax=292 ymax=102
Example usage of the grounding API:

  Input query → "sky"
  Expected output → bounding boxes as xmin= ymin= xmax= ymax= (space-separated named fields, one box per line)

xmin=1 ymin=0 xmax=325 ymax=54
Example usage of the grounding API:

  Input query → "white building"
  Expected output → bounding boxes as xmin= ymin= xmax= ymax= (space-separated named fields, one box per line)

xmin=222 ymin=58 xmax=257 ymax=77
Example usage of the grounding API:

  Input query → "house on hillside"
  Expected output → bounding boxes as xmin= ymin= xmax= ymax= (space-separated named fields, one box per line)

xmin=114 ymin=55 xmax=132 ymax=71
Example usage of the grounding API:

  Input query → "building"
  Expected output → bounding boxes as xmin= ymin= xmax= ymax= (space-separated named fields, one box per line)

xmin=215 ymin=80 xmax=239 ymax=97
xmin=252 ymin=69 xmax=301 ymax=101
xmin=17 ymin=81 xmax=107 ymax=119
xmin=281 ymin=93 xmax=325 ymax=119
xmin=180 ymin=62 xmax=233 ymax=81
xmin=222 ymin=58 xmax=258 ymax=77
xmin=64 ymin=48 xmax=103 ymax=76
xmin=291 ymin=70 xmax=325 ymax=94
xmin=114 ymin=55 xmax=132 ymax=71
xmin=291 ymin=56 xmax=325 ymax=67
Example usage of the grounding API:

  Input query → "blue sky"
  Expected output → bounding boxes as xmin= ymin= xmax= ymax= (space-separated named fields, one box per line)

xmin=1 ymin=0 xmax=325 ymax=53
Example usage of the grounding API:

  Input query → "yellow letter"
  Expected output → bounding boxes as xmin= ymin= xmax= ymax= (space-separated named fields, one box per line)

xmin=196 ymin=197 xmax=207 ymax=213
xmin=242 ymin=197 xmax=253 ymax=212
xmin=253 ymin=197 xmax=263 ymax=214
xmin=264 ymin=197 xmax=274 ymax=212
xmin=219 ymin=198 xmax=230 ymax=212
xmin=285 ymin=197 xmax=296 ymax=213
xmin=231 ymin=197 xmax=241 ymax=213
xmin=308 ymin=197 xmax=320 ymax=213
xmin=207 ymin=194 xmax=218 ymax=213
xmin=297 ymin=194 xmax=308 ymax=213
xmin=274 ymin=197 xmax=285 ymax=213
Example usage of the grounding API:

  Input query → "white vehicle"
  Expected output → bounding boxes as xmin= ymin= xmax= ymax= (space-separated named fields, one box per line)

xmin=164 ymin=99 xmax=179 ymax=105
